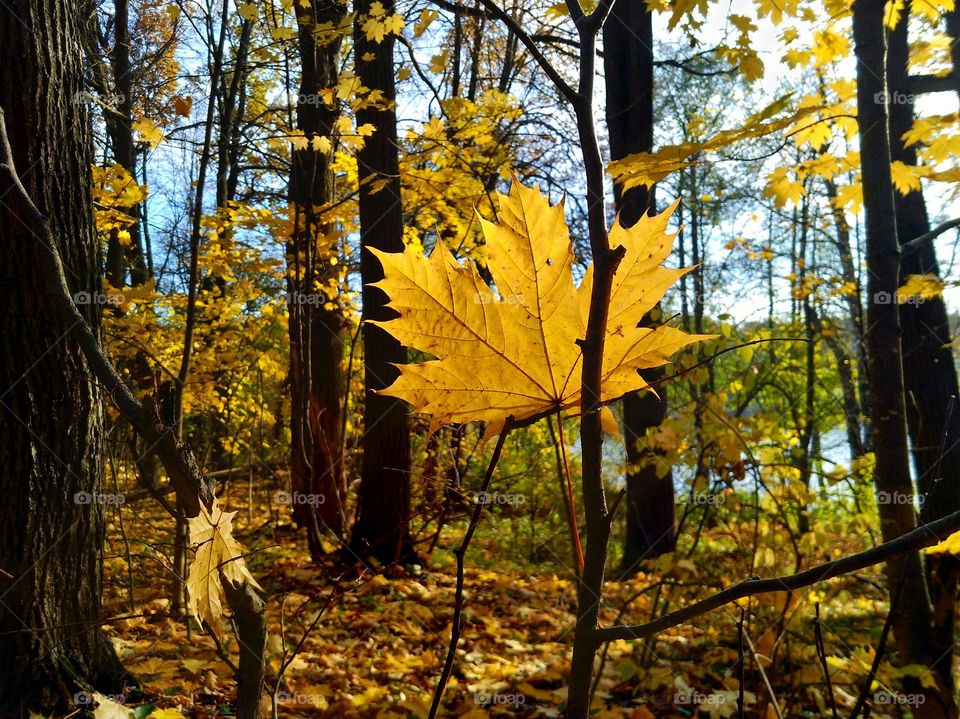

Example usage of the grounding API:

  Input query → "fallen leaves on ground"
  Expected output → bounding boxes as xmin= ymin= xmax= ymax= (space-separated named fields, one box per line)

xmin=95 ymin=478 xmax=904 ymax=719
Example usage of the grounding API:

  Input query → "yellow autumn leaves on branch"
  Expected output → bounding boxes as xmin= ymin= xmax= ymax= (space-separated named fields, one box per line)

xmin=369 ymin=178 xmax=711 ymax=440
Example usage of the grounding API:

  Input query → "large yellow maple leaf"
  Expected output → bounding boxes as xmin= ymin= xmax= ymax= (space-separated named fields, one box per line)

xmin=369 ymin=179 xmax=709 ymax=439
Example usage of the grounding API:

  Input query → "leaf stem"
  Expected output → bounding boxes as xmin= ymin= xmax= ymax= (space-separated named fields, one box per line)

xmin=553 ymin=411 xmax=584 ymax=572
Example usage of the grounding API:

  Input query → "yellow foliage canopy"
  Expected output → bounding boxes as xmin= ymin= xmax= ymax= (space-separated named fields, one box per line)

xmin=607 ymin=97 xmax=821 ymax=190
xmin=369 ymin=179 xmax=710 ymax=440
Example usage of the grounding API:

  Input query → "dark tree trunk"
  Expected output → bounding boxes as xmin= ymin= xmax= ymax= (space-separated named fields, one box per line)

xmin=103 ymin=0 xmax=164 ymax=539
xmin=104 ymin=0 xmax=148 ymax=288
xmin=823 ymin=177 xmax=868 ymax=459
xmin=888 ymin=4 xmax=960 ymax=695
xmin=287 ymin=0 xmax=349 ymax=557
xmin=0 ymin=0 xmax=126 ymax=712
xmin=945 ymin=7 xmax=960 ymax=99
xmin=603 ymin=0 xmax=675 ymax=571
xmin=853 ymin=1 xmax=953 ymax=715
xmin=216 ymin=17 xmax=251 ymax=209
xmin=349 ymin=0 xmax=414 ymax=566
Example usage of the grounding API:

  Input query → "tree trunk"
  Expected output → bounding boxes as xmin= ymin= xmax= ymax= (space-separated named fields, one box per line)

xmin=852 ymin=1 xmax=952 ymax=715
xmin=349 ymin=0 xmax=414 ymax=565
xmin=216 ymin=16 xmax=251 ymax=209
xmin=823 ymin=177 xmax=868 ymax=459
xmin=287 ymin=0 xmax=349 ymax=557
xmin=0 ymin=1 xmax=126 ymax=712
xmin=888 ymin=4 xmax=960 ymax=699
xmin=603 ymin=0 xmax=676 ymax=572
xmin=945 ymin=7 xmax=960 ymax=99
xmin=104 ymin=0 xmax=149 ymax=288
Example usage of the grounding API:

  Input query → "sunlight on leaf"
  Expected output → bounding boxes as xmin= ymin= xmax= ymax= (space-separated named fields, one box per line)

xmin=369 ymin=177 xmax=710 ymax=440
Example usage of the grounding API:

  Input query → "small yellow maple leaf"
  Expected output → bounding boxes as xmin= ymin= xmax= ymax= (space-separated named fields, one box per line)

xmin=884 ymin=0 xmax=905 ymax=27
xmin=812 ymin=29 xmax=849 ymax=67
xmin=310 ymin=135 xmax=332 ymax=153
xmin=428 ymin=50 xmax=450 ymax=74
xmin=369 ymin=178 xmax=710 ymax=440
xmin=413 ymin=8 xmax=438 ymax=37
xmin=764 ymin=167 xmax=805 ymax=207
xmin=383 ymin=13 xmax=405 ymax=35
xmin=890 ymin=160 xmax=923 ymax=194
xmin=361 ymin=2 xmax=403 ymax=43
xmin=897 ymin=273 xmax=944 ymax=304
xmin=755 ymin=0 xmax=798 ymax=23
xmin=792 ymin=118 xmax=832 ymax=151
xmin=237 ymin=2 xmax=257 ymax=21
xmin=833 ymin=182 xmax=863 ymax=213
xmin=186 ymin=499 xmax=261 ymax=633
xmin=132 ymin=118 xmax=163 ymax=148
xmin=269 ymin=26 xmax=296 ymax=40
xmin=738 ymin=52 xmax=764 ymax=82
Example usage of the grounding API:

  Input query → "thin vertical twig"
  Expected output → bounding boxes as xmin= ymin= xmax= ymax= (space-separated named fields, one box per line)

xmin=428 ymin=423 xmax=513 ymax=719
xmin=743 ymin=625 xmax=784 ymax=719
xmin=737 ymin=608 xmax=745 ymax=719
xmin=814 ymin=603 xmax=839 ymax=719
xmin=848 ymin=564 xmax=907 ymax=719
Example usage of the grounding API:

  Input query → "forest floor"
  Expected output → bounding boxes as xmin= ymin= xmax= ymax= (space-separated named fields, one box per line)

xmin=101 ymin=478 xmax=908 ymax=718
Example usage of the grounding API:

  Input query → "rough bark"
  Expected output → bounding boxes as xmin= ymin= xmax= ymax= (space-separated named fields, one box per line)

xmin=0 ymin=1 xmax=126 ymax=711
xmin=287 ymin=0 xmax=349 ymax=556
xmin=349 ymin=0 xmax=414 ymax=565
xmin=853 ymin=1 xmax=951 ymax=715
xmin=0 ymin=106 xmax=269 ymax=718
xmin=888 ymin=5 xmax=960 ymax=699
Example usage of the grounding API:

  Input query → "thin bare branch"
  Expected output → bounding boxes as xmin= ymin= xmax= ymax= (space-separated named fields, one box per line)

xmin=901 ymin=217 xmax=960 ymax=254
xmin=593 ymin=508 xmax=960 ymax=644
xmin=475 ymin=0 xmax=578 ymax=104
